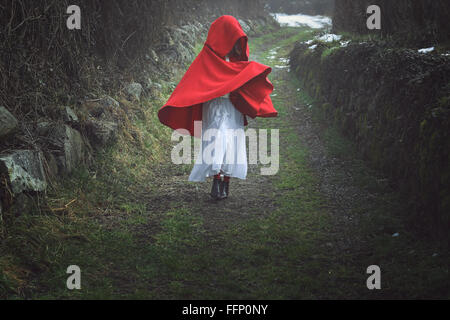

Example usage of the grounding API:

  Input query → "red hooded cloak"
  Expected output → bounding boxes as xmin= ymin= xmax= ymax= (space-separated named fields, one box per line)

xmin=158 ymin=15 xmax=277 ymax=137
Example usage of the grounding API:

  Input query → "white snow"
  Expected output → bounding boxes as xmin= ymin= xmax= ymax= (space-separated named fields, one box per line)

xmin=271 ymin=13 xmax=332 ymax=29
xmin=304 ymin=34 xmax=350 ymax=49
xmin=316 ymin=33 xmax=342 ymax=42
xmin=308 ymin=44 xmax=318 ymax=51
xmin=418 ymin=47 xmax=435 ymax=53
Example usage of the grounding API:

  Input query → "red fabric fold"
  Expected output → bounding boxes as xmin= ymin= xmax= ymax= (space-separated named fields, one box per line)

xmin=158 ymin=15 xmax=277 ymax=137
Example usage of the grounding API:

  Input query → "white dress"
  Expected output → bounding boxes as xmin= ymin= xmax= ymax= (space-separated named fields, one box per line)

xmin=188 ymin=63 xmax=248 ymax=182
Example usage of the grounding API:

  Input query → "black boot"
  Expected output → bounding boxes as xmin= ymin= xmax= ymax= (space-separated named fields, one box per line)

xmin=219 ymin=180 xmax=229 ymax=199
xmin=210 ymin=178 xmax=222 ymax=200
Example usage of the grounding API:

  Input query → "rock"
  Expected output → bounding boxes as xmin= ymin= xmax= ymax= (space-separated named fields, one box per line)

xmin=145 ymin=78 xmax=153 ymax=90
xmin=157 ymin=25 xmax=199 ymax=66
xmin=63 ymin=106 xmax=79 ymax=123
xmin=149 ymin=49 xmax=159 ymax=62
xmin=101 ymin=96 xmax=120 ymax=109
xmin=82 ymin=97 xmax=120 ymax=148
xmin=162 ymin=29 xmax=174 ymax=46
xmin=36 ymin=121 xmax=52 ymax=136
xmin=85 ymin=119 xmax=118 ymax=148
xmin=0 ymin=150 xmax=47 ymax=195
xmin=46 ymin=124 xmax=86 ymax=174
xmin=238 ymin=19 xmax=251 ymax=34
xmin=44 ymin=151 xmax=59 ymax=182
xmin=9 ymin=193 xmax=38 ymax=216
xmin=126 ymin=82 xmax=143 ymax=101
xmin=170 ymin=26 xmax=196 ymax=47
xmin=147 ymin=82 xmax=162 ymax=97
xmin=159 ymin=41 xmax=194 ymax=66
xmin=84 ymin=96 xmax=120 ymax=120
xmin=0 ymin=106 xmax=19 ymax=138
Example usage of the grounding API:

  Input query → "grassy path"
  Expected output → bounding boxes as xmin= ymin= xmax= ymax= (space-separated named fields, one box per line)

xmin=1 ymin=26 xmax=447 ymax=299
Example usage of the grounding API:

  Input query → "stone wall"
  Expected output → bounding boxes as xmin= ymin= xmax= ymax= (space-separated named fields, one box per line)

xmin=0 ymin=1 xmax=278 ymax=215
xmin=333 ymin=0 xmax=450 ymax=46
xmin=290 ymin=38 xmax=449 ymax=237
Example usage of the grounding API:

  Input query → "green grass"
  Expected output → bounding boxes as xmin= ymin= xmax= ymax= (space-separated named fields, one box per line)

xmin=282 ymin=62 xmax=448 ymax=300
xmin=321 ymin=46 xmax=341 ymax=59
xmin=0 ymin=24 xmax=447 ymax=300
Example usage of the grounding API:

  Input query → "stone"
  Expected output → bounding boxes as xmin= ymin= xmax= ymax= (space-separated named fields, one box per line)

xmin=149 ymin=49 xmax=159 ymax=62
xmin=63 ymin=106 xmax=79 ymax=123
xmin=84 ymin=96 xmax=120 ymax=120
xmin=36 ymin=121 xmax=52 ymax=136
xmin=126 ymin=82 xmax=143 ymax=101
xmin=0 ymin=106 xmax=19 ymax=138
xmin=147 ymin=82 xmax=162 ymax=97
xmin=171 ymin=26 xmax=196 ymax=47
xmin=101 ymin=96 xmax=120 ymax=109
xmin=145 ymin=78 xmax=153 ymax=90
xmin=157 ymin=25 xmax=199 ymax=66
xmin=9 ymin=193 xmax=38 ymax=216
xmin=82 ymin=97 xmax=120 ymax=148
xmin=159 ymin=42 xmax=194 ymax=66
xmin=0 ymin=150 xmax=47 ymax=195
xmin=85 ymin=119 xmax=118 ymax=148
xmin=46 ymin=124 xmax=85 ymax=174
xmin=238 ymin=19 xmax=251 ymax=34
xmin=43 ymin=151 xmax=59 ymax=181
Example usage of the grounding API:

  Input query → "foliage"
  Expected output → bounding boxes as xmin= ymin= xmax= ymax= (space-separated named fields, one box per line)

xmin=0 ymin=0 xmax=266 ymax=128
xmin=333 ymin=0 xmax=450 ymax=46
xmin=290 ymin=36 xmax=450 ymax=239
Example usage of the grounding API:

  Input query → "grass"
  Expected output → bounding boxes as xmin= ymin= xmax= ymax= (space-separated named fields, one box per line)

xmin=0 ymin=24 xmax=448 ymax=300
xmin=321 ymin=46 xmax=341 ymax=59
xmin=282 ymin=62 xmax=448 ymax=300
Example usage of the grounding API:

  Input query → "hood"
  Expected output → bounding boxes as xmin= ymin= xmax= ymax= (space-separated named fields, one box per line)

xmin=205 ymin=15 xmax=250 ymax=61
xmin=158 ymin=15 xmax=277 ymax=137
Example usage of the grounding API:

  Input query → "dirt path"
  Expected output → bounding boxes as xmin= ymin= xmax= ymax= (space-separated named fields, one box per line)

xmin=112 ymin=27 xmax=380 ymax=299
xmin=118 ymin=26 xmax=445 ymax=299
xmin=3 ymin=25 xmax=445 ymax=300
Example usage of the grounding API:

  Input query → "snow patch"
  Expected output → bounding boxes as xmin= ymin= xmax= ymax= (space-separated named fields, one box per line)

xmin=418 ymin=47 xmax=435 ymax=54
xmin=271 ymin=13 xmax=332 ymax=29
xmin=316 ymin=33 xmax=342 ymax=42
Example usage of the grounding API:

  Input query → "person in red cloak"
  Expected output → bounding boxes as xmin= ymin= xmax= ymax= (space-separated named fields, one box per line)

xmin=158 ymin=15 xmax=277 ymax=200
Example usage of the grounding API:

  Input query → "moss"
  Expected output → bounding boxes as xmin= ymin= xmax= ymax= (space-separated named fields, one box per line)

xmin=321 ymin=46 xmax=341 ymax=60
xmin=290 ymin=35 xmax=450 ymax=237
